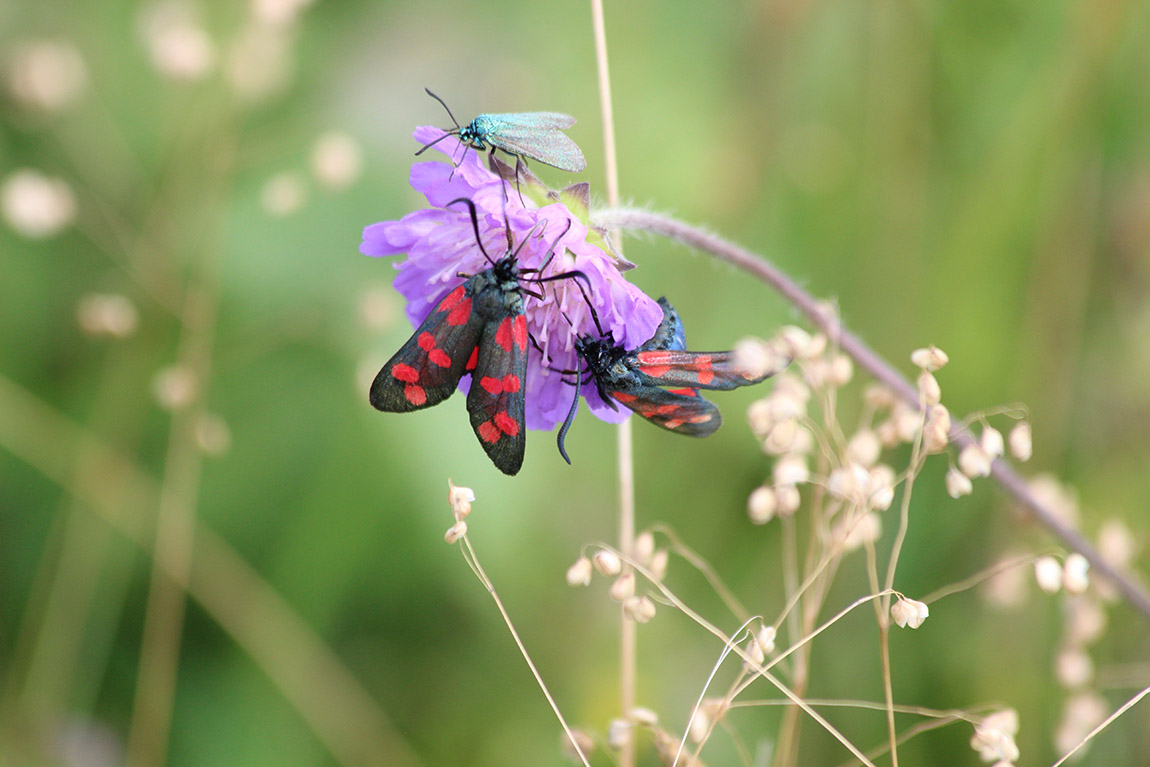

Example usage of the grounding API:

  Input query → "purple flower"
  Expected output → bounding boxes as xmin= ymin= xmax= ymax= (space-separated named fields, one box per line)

xmin=361 ymin=126 xmax=663 ymax=430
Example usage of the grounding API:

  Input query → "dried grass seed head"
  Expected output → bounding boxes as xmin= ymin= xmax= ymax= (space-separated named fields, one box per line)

xmin=847 ymin=428 xmax=882 ymax=467
xmin=623 ymin=595 xmax=656 ymax=623
xmin=917 ymin=370 xmax=941 ymax=405
xmin=923 ymin=404 xmax=952 ymax=453
xmin=833 ymin=511 xmax=882 ymax=551
xmin=1055 ymin=647 xmax=1094 ymax=689
xmin=634 ymin=531 xmax=655 ymax=564
xmin=775 ymin=484 xmax=802 ymax=516
xmin=77 ymin=293 xmax=139 ymax=339
xmin=648 ymin=549 xmax=669 ymax=581
xmin=891 ymin=596 xmax=929 ymax=628
xmin=447 ymin=479 xmax=475 ymax=519
xmin=773 ymin=454 xmax=810 ymax=486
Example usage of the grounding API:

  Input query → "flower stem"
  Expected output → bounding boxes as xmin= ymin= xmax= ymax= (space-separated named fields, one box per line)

xmin=595 ymin=206 xmax=1150 ymax=622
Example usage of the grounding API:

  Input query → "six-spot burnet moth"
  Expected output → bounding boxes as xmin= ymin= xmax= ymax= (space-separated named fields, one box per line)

xmin=555 ymin=297 xmax=785 ymax=463
xmin=369 ymin=196 xmax=587 ymax=476
xmin=415 ymin=89 xmax=587 ymax=173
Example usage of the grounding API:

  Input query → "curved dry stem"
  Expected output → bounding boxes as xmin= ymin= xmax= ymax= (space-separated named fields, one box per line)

xmin=1049 ymin=684 xmax=1150 ymax=767
xmin=593 ymin=206 xmax=1150 ymax=621
xmin=459 ymin=536 xmax=591 ymax=767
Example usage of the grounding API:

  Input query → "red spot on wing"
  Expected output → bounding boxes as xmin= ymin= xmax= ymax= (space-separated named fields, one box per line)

xmin=477 ymin=421 xmax=501 ymax=443
xmin=644 ymin=364 xmax=671 ymax=378
xmin=480 ymin=376 xmax=503 ymax=394
xmin=512 ymin=315 xmax=528 ymax=351
xmin=664 ymin=418 xmax=685 ymax=429
xmin=493 ymin=412 xmax=519 ymax=436
xmin=494 ymin=317 xmax=515 ymax=351
xmin=638 ymin=350 xmax=673 ymax=378
xmin=501 ymin=374 xmax=520 ymax=393
xmin=655 ymin=404 xmax=677 ymax=415
xmin=392 ymin=363 xmax=419 ymax=383
xmin=418 ymin=332 xmax=436 ymax=351
xmin=669 ymin=388 xmax=697 ymax=397
xmin=465 ymin=347 xmax=479 ymax=371
xmin=696 ymin=356 xmax=715 ymax=385
xmin=404 ymin=385 xmax=426 ymax=406
xmin=613 ymin=392 xmax=637 ymax=404
xmin=438 ymin=286 xmax=465 ymax=311
xmin=429 ymin=349 xmax=451 ymax=368
xmin=446 ymin=297 xmax=472 ymax=326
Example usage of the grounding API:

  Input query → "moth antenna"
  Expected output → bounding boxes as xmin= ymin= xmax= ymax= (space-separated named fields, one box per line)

xmin=424 ymin=88 xmax=462 ymax=131
xmin=446 ymin=197 xmax=496 ymax=267
xmin=556 ymin=369 xmax=581 ymax=465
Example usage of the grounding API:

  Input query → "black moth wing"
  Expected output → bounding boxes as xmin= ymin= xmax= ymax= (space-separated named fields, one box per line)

xmin=609 ymin=385 xmax=722 ymax=437
xmin=370 ymin=283 xmax=483 ymax=413
xmin=466 ymin=312 xmax=529 ymax=475
xmin=630 ymin=349 xmax=774 ymax=391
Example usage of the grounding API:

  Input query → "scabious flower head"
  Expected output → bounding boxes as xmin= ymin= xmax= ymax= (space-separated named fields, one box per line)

xmin=361 ymin=127 xmax=663 ymax=430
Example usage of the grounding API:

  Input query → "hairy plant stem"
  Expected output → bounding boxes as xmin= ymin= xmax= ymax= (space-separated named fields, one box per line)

xmin=595 ymin=206 xmax=1150 ymax=621
xmin=589 ymin=4 xmax=636 ymax=766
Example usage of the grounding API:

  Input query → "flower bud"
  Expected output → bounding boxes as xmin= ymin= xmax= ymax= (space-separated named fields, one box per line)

xmin=756 ymin=625 xmax=777 ymax=655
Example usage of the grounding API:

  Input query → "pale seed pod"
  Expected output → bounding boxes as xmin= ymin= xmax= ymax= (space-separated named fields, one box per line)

xmin=444 ymin=520 xmax=467 ymax=544
xmin=592 ymin=550 xmax=622 ymax=576
xmin=981 ymin=426 xmax=1005 ymax=459
xmin=648 ymin=549 xmax=669 ymax=582
xmin=1062 ymin=553 xmax=1090 ymax=595
xmin=917 ymin=370 xmax=941 ymax=406
xmin=566 ymin=556 xmax=592 ymax=587
xmin=946 ymin=467 xmax=973 ymax=499
xmin=847 ymin=429 xmax=881 ymax=467
xmin=1008 ymin=422 xmax=1032 ymax=461
xmin=634 ymin=531 xmax=656 ymax=564
xmin=910 ymin=345 xmax=949 ymax=371
xmin=609 ymin=572 xmax=636 ymax=602
xmin=747 ymin=486 xmax=777 ymax=525
xmin=891 ymin=596 xmax=929 ymax=628
xmin=958 ymin=444 xmax=992 ymax=478
xmin=1034 ymin=556 xmax=1063 ymax=594
xmin=775 ymin=484 xmax=801 ymax=516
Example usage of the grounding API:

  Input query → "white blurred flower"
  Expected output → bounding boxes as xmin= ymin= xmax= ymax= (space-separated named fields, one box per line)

xmin=1054 ymin=692 xmax=1107 ymax=756
xmin=946 ymin=467 xmax=973 ymax=499
xmin=310 ymin=131 xmax=363 ymax=190
xmin=1062 ymin=553 xmax=1090 ymax=595
xmin=747 ymin=486 xmax=777 ymax=525
xmin=1008 ymin=421 xmax=1032 ymax=461
xmin=1 ymin=169 xmax=76 ymax=238
xmin=773 ymin=454 xmax=809 ymax=485
xmin=971 ymin=709 xmax=1020 ymax=763
xmin=981 ymin=426 xmax=1005 ymax=460
xmin=592 ymin=550 xmax=621 ymax=576
xmin=261 ymin=171 xmax=307 ymax=216
xmin=958 ymin=443 xmax=992 ymax=478
xmin=910 ymin=345 xmax=949 ymax=371
xmin=138 ymin=1 xmax=215 ymax=81
xmin=447 ymin=479 xmax=474 ymax=519
xmin=1034 ymin=556 xmax=1063 ymax=594
xmin=152 ymin=365 xmax=197 ymax=410
xmin=77 ymin=294 xmax=139 ymax=339
xmin=847 ymin=429 xmax=881 ymax=467
xmin=6 ymin=40 xmax=87 ymax=112
xmin=1056 ymin=647 xmax=1093 ymax=689
xmin=225 ymin=24 xmax=294 ymax=101
xmin=565 ymin=557 xmax=592 ymax=587
xmin=252 ymin=0 xmax=315 ymax=27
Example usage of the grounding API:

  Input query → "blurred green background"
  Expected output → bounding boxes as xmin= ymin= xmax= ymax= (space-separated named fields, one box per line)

xmin=2 ymin=0 xmax=1149 ymax=765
